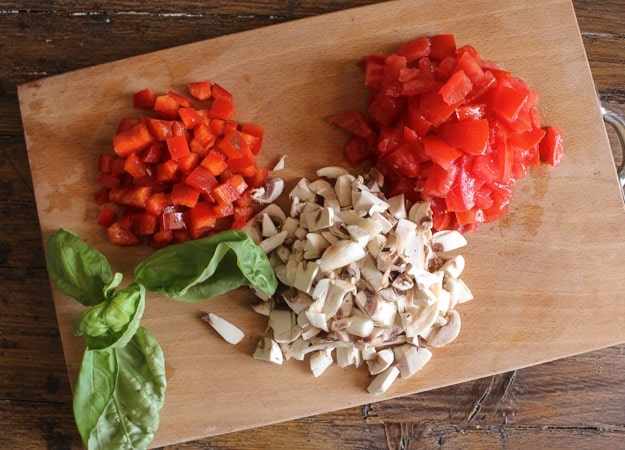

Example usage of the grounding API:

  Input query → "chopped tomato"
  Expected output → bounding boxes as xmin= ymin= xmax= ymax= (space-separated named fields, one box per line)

xmin=95 ymin=81 xmax=273 ymax=246
xmin=330 ymin=33 xmax=564 ymax=232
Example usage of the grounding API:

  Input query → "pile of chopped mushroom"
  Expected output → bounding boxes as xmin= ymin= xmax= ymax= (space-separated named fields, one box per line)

xmin=242 ymin=166 xmax=474 ymax=394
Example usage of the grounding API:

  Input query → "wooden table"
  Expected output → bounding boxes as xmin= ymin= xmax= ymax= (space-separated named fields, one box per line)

xmin=2 ymin=1 xmax=624 ymax=448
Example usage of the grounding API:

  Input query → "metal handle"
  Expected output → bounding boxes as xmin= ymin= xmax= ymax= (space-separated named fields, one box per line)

xmin=601 ymin=106 xmax=625 ymax=196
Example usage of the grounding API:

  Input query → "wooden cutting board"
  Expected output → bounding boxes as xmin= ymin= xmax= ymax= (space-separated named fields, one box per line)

xmin=18 ymin=0 xmax=625 ymax=447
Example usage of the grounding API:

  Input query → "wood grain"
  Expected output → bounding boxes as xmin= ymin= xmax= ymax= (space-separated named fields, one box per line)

xmin=2 ymin=1 xmax=625 ymax=449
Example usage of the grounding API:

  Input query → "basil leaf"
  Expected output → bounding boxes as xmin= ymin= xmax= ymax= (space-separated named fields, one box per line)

xmin=72 ymin=282 xmax=146 ymax=350
xmin=134 ymin=230 xmax=277 ymax=302
xmin=46 ymin=229 xmax=113 ymax=306
xmin=74 ymin=326 xmax=166 ymax=450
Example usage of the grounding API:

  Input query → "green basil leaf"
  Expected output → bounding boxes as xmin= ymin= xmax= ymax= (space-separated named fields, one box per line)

xmin=134 ymin=230 xmax=277 ymax=302
xmin=72 ymin=282 xmax=146 ymax=350
xmin=73 ymin=326 xmax=166 ymax=450
xmin=46 ymin=229 xmax=113 ymax=306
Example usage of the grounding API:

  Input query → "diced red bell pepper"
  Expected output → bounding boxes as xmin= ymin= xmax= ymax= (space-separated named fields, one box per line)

xmin=108 ymin=186 xmax=151 ymax=209
xmin=160 ymin=205 xmax=187 ymax=231
xmin=146 ymin=192 xmax=171 ymax=216
xmin=213 ymin=201 xmax=235 ymax=219
xmin=247 ymin=166 xmax=269 ymax=189
xmin=154 ymin=159 xmax=179 ymax=183
xmin=489 ymin=80 xmax=529 ymax=124
xmin=201 ymin=150 xmax=229 ymax=176
xmin=113 ymin=122 xmax=154 ymax=157
xmin=188 ymin=81 xmax=212 ymax=101
xmin=185 ymin=165 xmax=218 ymax=195
xmin=123 ymin=152 xmax=148 ymax=179
xmin=153 ymin=94 xmax=180 ymax=119
xmin=166 ymin=135 xmax=191 ymax=161
xmin=178 ymin=107 xmax=200 ymax=129
xmin=343 ymin=135 xmax=372 ymax=165
xmin=132 ymin=88 xmax=156 ymax=109
xmin=212 ymin=180 xmax=241 ymax=205
xmin=240 ymin=123 xmax=265 ymax=155
xmin=232 ymin=205 xmax=254 ymax=229
xmin=146 ymin=117 xmax=174 ymax=141
xmin=188 ymin=202 xmax=217 ymax=236
xmin=394 ymin=37 xmax=431 ymax=64
xmin=170 ymin=183 xmax=200 ymax=208
xmin=167 ymin=90 xmax=193 ymax=108
xmin=107 ymin=222 xmax=140 ymax=246
xmin=97 ymin=207 xmax=116 ymax=228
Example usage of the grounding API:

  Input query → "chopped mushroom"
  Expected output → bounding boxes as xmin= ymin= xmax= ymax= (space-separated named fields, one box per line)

xmin=244 ymin=167 xmax=474 ymax=394
xmin=202 ymin=313 xmax=245 ymax=345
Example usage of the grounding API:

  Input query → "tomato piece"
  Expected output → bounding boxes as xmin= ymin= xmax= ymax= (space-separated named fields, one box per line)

xmin=422 ymin=162 xmax=458 ymax=197
xmin=439 ymin=69 xmax=473 ymax=105
xmin=343 ymin=135 xmax=372 ymax=165
xmin=368 ymin=93 xmax=405 ymax=126
xmin=381 ymin=143 xmax=421 ymax=178
xmin=107 ymin=222 xmax=140 ymax=246
xmin=113 ymin=123 xmax=154 ymax=157
xmin=418 ymin=91 xmax=458 ymax=127
xmin=428 ymin=34 xmax=456 ymax=61
xmin=188 ymin=81 xmax=212 ymax=101
xmin=394 ymin=37 xmax=431 ymax=64
xmin=422 ymin=135 xmax=462 ymax=170
xmin=328 ymin=110 xmax=374 ymax=139
xmin=489 ymin=80 xmax=528 ymax=124
xmin=539 ymin=126 xmax=564 ymax=166
xmin=439 ymin=119 xmax=490 ymax=155
xmin=166 ymin=135 xmax=191 ymax=161
xmin=362 ymin=54 xmax=386 ymax=90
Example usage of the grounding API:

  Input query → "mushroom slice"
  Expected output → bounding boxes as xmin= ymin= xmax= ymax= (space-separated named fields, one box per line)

xmin=408 ymin=201 xmax=433 ymax=231
xmin=426 ymin=310 xmax=462 ymax=348
xmin=310 ymin=348 xmax=334 ymax=377
xmin=251 ymin=178 xmax=284 ymax=204
xmin=387 ymin=194 xmax=407 ymax=219
xmin=440 ymin=254 xmax=466 ymax=279
xmin=352 ymin=187 xmax=390 ymax=215
xmin=355 ymin=290 xmax=397 ymax=328
xmin=316 ymin=166 xmax=350 ymax=179
xmin=323 ymin=279 xmax=356 ymax=318
xmin=273 ymin=155 xmax=287 ymax=171
xmin=303 ymin=232 xmax=331 ymax=260
xmin=401 ymin=300 xmax=440 ymax=338
xmin=285 ymin=337 xmax=310 ymax=361
xmin=318 ymin=240 xmax=366 ymax=274
xmin=202 ymin=313 xmax=245 ymax=345
xmin=366 ymin=348 xmax=395 ymax=375
xmin=253 ymin=337 xmax=284 ymax=365
xmin=308 ymin=179 xmax=337 ymax=200
xmin=251 ymin=298 xmax=273 ymax=316
xmin=282 ymin=288 xmax=313 ymax=314
xmin=261 ymin=212 xmax=279 ymax=237
xmin=367 ymin=365 xmax=400 ymax=394
xmin=289 ymin=178 xmax=317 ymax=202
xmin=431 ymin=230 xmax=468 ymax=252
xmin=256 ymin=203 xmax=287 ymax=224
xmin=336 ymin=344 xmax=361 ymax=368
xmin=260 ymin=230 xmax=288 ymax=254
xmin=394 ymin=219 xmax=418 ymax=257
xmin=393 ymin=344 xmax=433 ymax=378
xmin=293 ymin=261 xmax=319 ymax=294
xmin=445 ymin=277 xmax=474 ymax=306
xmin=335 ymin=174 xmax=356 ymax=208
xmin=304 ymin=207 xmax=335 ymax=232
xmin=269 ymin=309 xmax=302 ymax=344
xmin=345 ymin=313 xmax=375 ymax=337
xmin=305 ymin=309 xmax=329 ymax=332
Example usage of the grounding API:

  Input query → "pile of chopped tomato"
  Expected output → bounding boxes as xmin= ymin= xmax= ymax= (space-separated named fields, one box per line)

xmin=329 ymin=34 xmax=564 ymax=232
xmin=94 ymin=81 xmax=270 ymax=247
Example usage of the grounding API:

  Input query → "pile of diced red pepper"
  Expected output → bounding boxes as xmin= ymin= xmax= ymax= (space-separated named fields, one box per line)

xmin=94 ymin=81 xmax=269 ymax=247
xmin=329 ymin=34 xmax=564 ymax=232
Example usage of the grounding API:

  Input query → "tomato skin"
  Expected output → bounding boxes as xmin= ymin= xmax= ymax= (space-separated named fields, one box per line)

xmin=330 ymin=33 xmax=564 ymax=232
